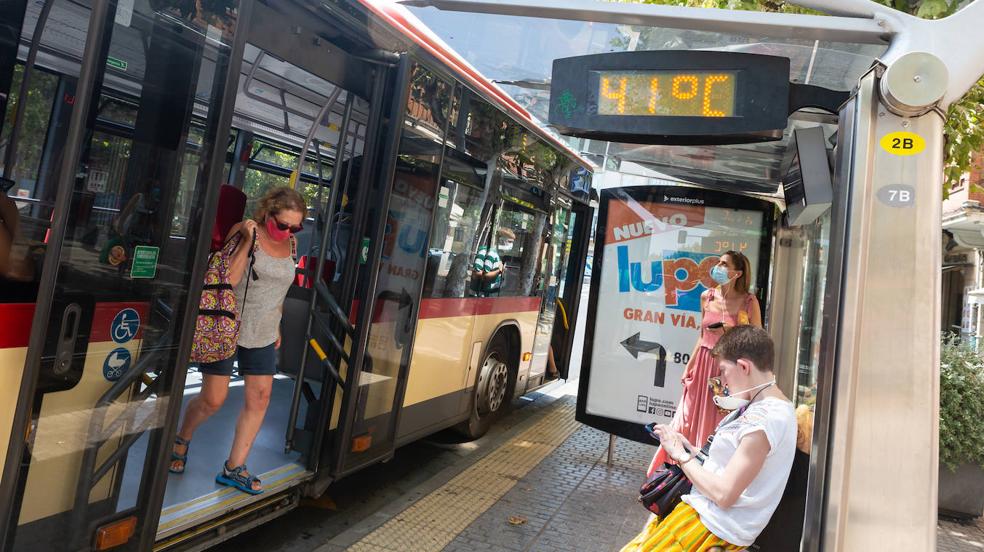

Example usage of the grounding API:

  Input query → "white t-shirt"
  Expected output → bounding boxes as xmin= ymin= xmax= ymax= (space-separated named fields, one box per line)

xmin=681 ymin=396 xmax=797 ymax=546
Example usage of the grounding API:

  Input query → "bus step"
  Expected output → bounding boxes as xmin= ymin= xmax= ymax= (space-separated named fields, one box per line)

xmin=153 ymin=489 xmax=299 ymax=552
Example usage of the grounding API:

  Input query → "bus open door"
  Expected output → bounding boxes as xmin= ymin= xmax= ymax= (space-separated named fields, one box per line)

xmin=549 ymin=192 xmax=594 ymax=381
xmin=0 ymin=1 xmax=243 ymax=550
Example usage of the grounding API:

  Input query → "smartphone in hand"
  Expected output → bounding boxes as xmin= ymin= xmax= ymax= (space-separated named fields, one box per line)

xmin=644 ymin=423 xmax=661 ymax=445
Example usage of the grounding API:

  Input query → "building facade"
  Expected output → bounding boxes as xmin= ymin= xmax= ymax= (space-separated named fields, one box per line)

xmin=942 ymin=153 xmax=984 ymax=344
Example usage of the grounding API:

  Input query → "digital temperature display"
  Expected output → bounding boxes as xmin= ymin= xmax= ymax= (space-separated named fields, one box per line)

xmin=596 ymin=71 xmax=737 ymax=117
xmin=549 ymin=51 xmax=792 ymax=145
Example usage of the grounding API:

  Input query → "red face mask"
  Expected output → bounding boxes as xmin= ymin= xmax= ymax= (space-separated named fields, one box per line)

xmin=265 ymin=216 xmax=291 ymax=242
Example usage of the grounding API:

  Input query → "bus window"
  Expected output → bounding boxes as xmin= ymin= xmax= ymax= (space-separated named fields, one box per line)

xmin=96 ymin=97 xmax=138 ymax=127
xmin=455 ymin=91 xmax=508 ymax=167
xmin=426 ymin=179 xmax=483 ymax=298
xmin=407 ymin=66 xmax=455 ymax=139
xmin=425 ymin=147 xmax=485 ymax=298
xmin=495 ymin=200 xmax=546 ymax=297
xmin=244 ymin=142 xmax=330 ymax=220
xmin=170 ymin=126 xmax=206 ymax=237
xmin=251 ymin=143 xmax=322 ymax=176
xmin=244 ymin=168 xmax=290 ymax=215
xmin=0 ymin=64 xmax=58 ymax=290
xmin=0 ymin=65 xmax=58 ymax=194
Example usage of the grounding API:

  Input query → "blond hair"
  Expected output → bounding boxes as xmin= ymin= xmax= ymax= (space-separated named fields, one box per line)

xmin=254 ymin=186 xmax=307 ymax=221
xmin=497 ymin=228 xmax=516 ymax=240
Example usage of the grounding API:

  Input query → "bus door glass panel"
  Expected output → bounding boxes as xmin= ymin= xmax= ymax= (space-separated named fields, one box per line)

xmin=6 ymin=2 xmax=239 ymax=550
xmin=553 ymin=199 xmax=593 ymax=379
xmin=556 ymin=210 xmax=576 ymax=301
xmin=337 ymin=65 xmax=446 ymax=474
xmin=529 ymin=206 xmax=573 ymax=379
xmin=0 ymin=0 xmax=96 ymax=540
xmin=0 ymin=59 xmax=61 ymax=510
xmin=491 ymin=193 xmax=547 ymax=385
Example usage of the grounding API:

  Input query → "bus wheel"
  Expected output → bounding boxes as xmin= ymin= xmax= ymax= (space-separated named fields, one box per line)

xmin=457 ymin=339 xmax=514 ymax=439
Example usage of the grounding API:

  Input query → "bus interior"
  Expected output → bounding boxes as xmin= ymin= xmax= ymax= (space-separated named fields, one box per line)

xmin=154 ymin=24 xmax=375 ymax=539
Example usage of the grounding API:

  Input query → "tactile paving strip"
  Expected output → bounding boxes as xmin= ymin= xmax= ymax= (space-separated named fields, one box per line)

xmin=346 ymin=401 xmax=580 ymax=552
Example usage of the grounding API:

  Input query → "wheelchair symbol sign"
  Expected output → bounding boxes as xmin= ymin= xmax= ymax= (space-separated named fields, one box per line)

xmin=103 ymin=348 xmax=131 ymax=382
xmin=111 ymin=308 xmax=140 ymax=344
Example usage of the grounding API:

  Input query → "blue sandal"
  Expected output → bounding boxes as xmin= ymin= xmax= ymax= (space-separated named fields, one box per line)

xmin=216 ymin=462 xmax=263 ymax=495
xmin=169 ymin=436 xmax=190 ymax=474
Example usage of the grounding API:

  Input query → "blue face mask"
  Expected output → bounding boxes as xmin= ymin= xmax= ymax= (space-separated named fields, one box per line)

xmin=711 ymin=265 xmax=731 ymax=285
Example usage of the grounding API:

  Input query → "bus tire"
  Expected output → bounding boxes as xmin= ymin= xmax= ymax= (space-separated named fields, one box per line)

xmin=457 ymin=337 xmax=515 ymax=440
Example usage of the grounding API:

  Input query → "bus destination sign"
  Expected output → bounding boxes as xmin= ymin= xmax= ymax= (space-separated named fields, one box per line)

xmin=550 ymin=51 xmax=791 ymax=145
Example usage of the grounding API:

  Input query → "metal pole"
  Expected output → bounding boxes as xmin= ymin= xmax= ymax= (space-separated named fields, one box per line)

xmin=294 ymin=88 xmax=342 ymax=188
xmin=399 ymin=0 xmax=888 ymax=45
xmin=310 ymin=137 xmax=325 ymax=239
xmin=607 ymin=434 xmax=615 ymax=467
xmin=285 ymin=95 xmax=355 ymax=452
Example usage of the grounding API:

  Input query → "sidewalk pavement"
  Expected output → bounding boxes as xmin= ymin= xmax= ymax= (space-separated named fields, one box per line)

xmin=938 ymin=515 xmax=984 ymax=551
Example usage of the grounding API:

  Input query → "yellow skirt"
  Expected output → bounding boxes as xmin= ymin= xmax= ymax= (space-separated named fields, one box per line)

xmin=621 ymin=502 xmax=745 ymax=552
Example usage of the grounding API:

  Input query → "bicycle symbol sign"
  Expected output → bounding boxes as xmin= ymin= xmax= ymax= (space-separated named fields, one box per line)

xmin=111 ymin=308 xmax=140 ymax=344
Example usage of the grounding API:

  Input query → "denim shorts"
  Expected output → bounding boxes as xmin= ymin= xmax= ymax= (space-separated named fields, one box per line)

xmin=199 ymin=343 xmax=278 ymax=377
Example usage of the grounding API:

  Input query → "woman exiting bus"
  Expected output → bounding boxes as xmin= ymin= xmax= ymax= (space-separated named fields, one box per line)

xmin=648 ymin=251 xmax=761 ymax=474
xmin=170 ymin=187 xmax=306 ymax=494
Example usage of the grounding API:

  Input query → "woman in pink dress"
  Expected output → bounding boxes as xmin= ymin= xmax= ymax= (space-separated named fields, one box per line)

xmin=647 ymin=250 xmax=762 ymax=476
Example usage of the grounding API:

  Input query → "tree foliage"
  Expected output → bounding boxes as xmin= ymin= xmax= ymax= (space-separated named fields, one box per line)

xmin=939 ymin=334 xmax=984 ymax=470
xmin=618 ymin=0 xmax=984 ymax=192
xmin=0 ymin=66 xmax=58 ymax=183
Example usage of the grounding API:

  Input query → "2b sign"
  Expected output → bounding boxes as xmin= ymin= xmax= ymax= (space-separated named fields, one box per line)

xmin=880 ymin=131 xmax=926 ymax=156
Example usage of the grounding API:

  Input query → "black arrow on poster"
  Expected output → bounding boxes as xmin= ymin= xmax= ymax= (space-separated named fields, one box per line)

xmin=621 ymin=332 xmax=668 ymax=388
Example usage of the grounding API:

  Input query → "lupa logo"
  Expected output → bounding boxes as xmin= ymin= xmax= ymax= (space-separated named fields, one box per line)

xmin=615 ymin=246 xmax=718 ymax=311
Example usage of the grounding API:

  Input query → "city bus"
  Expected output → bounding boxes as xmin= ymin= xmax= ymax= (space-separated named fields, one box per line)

xmin=0 ymin=1 xmax=594 ymax=550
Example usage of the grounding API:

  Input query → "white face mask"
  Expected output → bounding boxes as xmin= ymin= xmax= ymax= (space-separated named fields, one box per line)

xmin=712 ymin=379 xmax=776 ymax=411
xmin=499 ymin=240 xmax=513 ymax=250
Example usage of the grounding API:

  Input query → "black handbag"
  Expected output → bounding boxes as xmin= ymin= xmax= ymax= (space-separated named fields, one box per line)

xmin=639 ymin=411 xmax=741 ymax=517
xmin=639 ymin=463 xmax=693 ymax=517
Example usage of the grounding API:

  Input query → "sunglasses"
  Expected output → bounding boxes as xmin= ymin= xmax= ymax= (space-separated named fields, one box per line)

xmin=272 ymin=216 xmax=303 ymax=234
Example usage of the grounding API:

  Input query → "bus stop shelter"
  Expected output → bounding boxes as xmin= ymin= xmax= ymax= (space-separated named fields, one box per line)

xmin=399 ymin=1 xmax=984 ymax=550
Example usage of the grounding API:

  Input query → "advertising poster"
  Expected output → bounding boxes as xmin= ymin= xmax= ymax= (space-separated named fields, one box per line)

xmin=579 ymin=186 xmax=772 ymax=441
